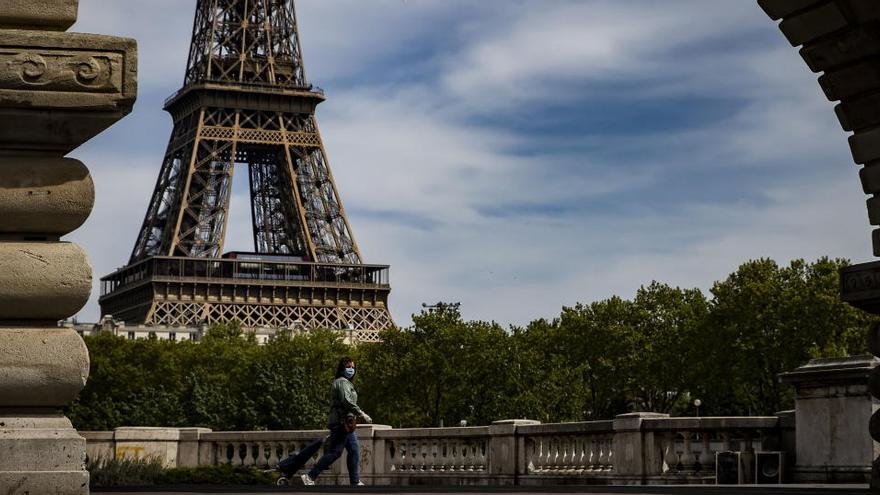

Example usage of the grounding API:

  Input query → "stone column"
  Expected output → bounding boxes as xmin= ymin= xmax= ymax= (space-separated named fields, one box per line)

xmin=779 ymin=356 xmax=879 ymax=484
xmin=177 ymin=428 xmax=212 ymax=468
xmin=610 ymin=412 xmax=669 ymax=486
xmin=487 ymin=419 xmax=540 ymax=486
xmin=0 ymin=1 xmax=136 ymax=493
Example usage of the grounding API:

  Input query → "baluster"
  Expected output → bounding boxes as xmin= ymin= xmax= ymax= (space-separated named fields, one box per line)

xmin=249 ymin=442 xmax=258 ymax=466
xmin=596 ymin=436 xmax=608 ymax=471
xmin=542 ymin=437 xmax=553 ymax=472
xmin=451 ymin=439 xmax=460 ymax=472
xmin=218 ymin=442 xmax=229 ymax=465
xmin=444 ymin=440 xmax=454 ymax=472
xmin=604 ymin=435 xmax=614 ymax=472
xmin=679 ymin=432 xmax=696 ymax=473
xmin=556 ymin=436 xmax=567 ymax=472
xmin=661 ymin=433 xmax=678 ymax=474
xmin=583 ymin=437 xmax=595 ymax=472
xmin=477 ymin=439 xmax=488 ymax=471
xmin=581 ymin=437 xmax=592 ymax=473
xmin=550 ymin=437 xmax=562 ymax=472
xmin=562 ymin=437 xmax=573 ymax=473
xmin=387 ymin=440 xmax=397 ymax=472
xmin=561 ymin=436 xmax=571 ymax=472
xmin=403 ymin=441 xmax=412 ymax=471
xmin=227 ymin=442 xmax=237 ymax=465
xmin=544 ymin=437 xmax=554 ymax=473
xmin=243 ymin=443 xmax=254 ymax=466
xmin=419 ymin=440 xmax=431 ymax=471
xmin=255 ymin=441 xmax=267 ymax=467
xmin=267 ymin=442 xmax=279 ymax=467
xmin=558 ymin=437 xmax=568 ymax=472
xmin=423 ymin=440 xmax=432 ymax=472
xmin=426 ymin=440 xmax=436 ymax=471
xmin=428 ymin=439 xmax=437 ymax=471
xmin=531 ymin=437 xmax=542 ymax=473
xmin=460 ymin=440 xmax=471 ymax=471
xmin=698 ymin=432 xmax=713 ymax=473
xmin=571 ymin=437 xmax=581 ymax=473
xmin=436 ymin=440 xmax=446 ymax=471
xmin=410 ymin=440 xmax=420 ymax=471
xmin=399 ymin=441 xmax=408 ymax=471
xmin=410 ymin=440 xmax=424 ymax=471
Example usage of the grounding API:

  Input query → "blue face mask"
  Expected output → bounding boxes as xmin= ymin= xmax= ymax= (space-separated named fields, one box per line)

xmin=344 ymin=367 xmax=355 ymax=379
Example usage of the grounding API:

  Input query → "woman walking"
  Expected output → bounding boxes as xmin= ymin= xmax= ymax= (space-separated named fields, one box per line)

xmin=301 ymin=357 xmax=372 ymax=486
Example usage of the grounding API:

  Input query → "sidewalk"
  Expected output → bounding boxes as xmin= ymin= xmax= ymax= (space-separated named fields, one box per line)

xmin=95 ymin=484 xmax=871 ymax=495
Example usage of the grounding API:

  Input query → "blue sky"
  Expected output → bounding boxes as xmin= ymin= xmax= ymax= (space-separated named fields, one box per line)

xmin=69 ymin=0 xmax=870 ymax=327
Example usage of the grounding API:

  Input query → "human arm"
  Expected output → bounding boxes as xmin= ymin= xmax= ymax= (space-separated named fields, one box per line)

xmin=337 ymin=379 xmax=371 ymax=422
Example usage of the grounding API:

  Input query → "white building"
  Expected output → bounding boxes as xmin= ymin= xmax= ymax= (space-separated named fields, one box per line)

xmin=62 ymin=315 xmax=296 ymax=345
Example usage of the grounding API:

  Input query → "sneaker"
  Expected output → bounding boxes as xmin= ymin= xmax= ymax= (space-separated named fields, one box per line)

xmin=301 ymin=473 xmax=316 ymax=486
xmin=354 ymin=481 xmax=366 ymax=486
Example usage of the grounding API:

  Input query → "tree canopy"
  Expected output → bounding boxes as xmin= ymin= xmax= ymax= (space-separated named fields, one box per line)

xmin=68 ymin=257 xmax=873 ymax=431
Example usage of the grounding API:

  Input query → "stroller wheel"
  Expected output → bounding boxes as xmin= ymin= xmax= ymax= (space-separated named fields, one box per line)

xmin=277 ymin=476 xmax=290 ymax=486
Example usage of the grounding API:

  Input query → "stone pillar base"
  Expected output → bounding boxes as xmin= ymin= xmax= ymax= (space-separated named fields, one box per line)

xmin=0 ymin=412 xmax=89 ymax=494
xmin=0 ymin=472 xmax=88 ymax=494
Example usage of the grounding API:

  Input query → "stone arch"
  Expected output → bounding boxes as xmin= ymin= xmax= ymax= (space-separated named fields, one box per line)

xmin=759 ymin=1 xmax=880 ymax=252
xmin=758 ymin=0 xmax=880 ymax=485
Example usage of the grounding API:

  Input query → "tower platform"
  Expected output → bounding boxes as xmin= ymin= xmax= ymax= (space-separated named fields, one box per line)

xmin=99 ymin=255 xmax=391 ymax=343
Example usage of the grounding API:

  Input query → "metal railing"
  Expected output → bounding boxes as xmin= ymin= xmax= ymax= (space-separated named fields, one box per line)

xmin=101 ymin=256 xmax=390 ymax=296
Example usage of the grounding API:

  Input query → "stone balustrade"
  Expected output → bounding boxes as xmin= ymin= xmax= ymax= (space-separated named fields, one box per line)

xmin=81 ymin=414 xmax=789 ymax=486
xmin=644 ymin=417 xmax=780 ymax=484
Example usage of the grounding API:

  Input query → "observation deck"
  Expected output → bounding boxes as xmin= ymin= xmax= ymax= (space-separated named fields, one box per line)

xmin=99 ymin=256 xmax=392 ymax=340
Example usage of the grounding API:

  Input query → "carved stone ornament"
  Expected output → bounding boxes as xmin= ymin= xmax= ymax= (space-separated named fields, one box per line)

xmin=0 ymin=29 xmax=136 ymax=155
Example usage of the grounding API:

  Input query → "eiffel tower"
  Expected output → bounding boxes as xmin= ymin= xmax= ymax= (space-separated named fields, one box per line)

xmin=99 ymin=0 xmax=393 ymax=342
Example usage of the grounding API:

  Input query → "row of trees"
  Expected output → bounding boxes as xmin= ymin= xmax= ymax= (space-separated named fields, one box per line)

xmin=68 ymin=257 xmax=873 ymax=431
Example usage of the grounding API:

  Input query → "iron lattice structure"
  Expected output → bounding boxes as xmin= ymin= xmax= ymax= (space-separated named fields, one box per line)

xmin=100 ymin=0 xmax=392 ymax=341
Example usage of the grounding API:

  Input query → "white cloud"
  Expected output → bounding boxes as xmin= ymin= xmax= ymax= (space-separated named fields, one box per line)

xmin=67 ymin=1 xmax=871 ymax=329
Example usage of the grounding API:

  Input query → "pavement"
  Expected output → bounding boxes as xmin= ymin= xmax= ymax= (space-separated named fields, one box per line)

xmin=94 ymin=484 xmax=871 ymax=495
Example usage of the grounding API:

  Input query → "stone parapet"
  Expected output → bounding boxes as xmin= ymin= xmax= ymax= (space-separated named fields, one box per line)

xmin=86 ymin=415 xmax=792 ymax=487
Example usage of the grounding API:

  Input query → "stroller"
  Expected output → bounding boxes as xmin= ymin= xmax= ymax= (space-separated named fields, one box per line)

xmin=274 ymin=436 xmax=325 ymax=486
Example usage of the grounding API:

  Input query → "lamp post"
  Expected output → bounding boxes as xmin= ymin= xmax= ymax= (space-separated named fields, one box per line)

xmin=694 ymin=399 xmax=702 ymax=418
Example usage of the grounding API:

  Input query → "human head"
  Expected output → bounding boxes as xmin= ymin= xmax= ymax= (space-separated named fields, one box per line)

xmin=335 ymin=357 xmax=355 ymax=380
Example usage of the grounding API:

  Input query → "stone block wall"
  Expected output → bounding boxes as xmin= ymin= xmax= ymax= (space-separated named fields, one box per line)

xmin=0 ymin=1 xmax=136 ymax=493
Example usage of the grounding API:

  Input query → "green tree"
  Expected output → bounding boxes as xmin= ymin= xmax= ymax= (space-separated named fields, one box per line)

xmin=695 ymin=257 xmax=872 ymax=416
xmin=357 ymin=304 xmax=514 ymax=427
xmin=629 ymin=282 xmax=709 ymax=414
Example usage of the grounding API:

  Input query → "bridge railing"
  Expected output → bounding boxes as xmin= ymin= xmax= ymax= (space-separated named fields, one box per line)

xmin=81 ymin=413 xmax=789 ymax=486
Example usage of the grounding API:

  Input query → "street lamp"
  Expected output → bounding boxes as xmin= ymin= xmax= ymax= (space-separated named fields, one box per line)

xmin=694 ymin=399 xmax=702 ymax=417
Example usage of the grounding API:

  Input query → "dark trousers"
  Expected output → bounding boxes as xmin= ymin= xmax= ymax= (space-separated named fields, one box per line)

xmin=278 ymin=437 xmax=324 ymax=476
xmin=308 ymin=425 xmax=360 ymax=484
